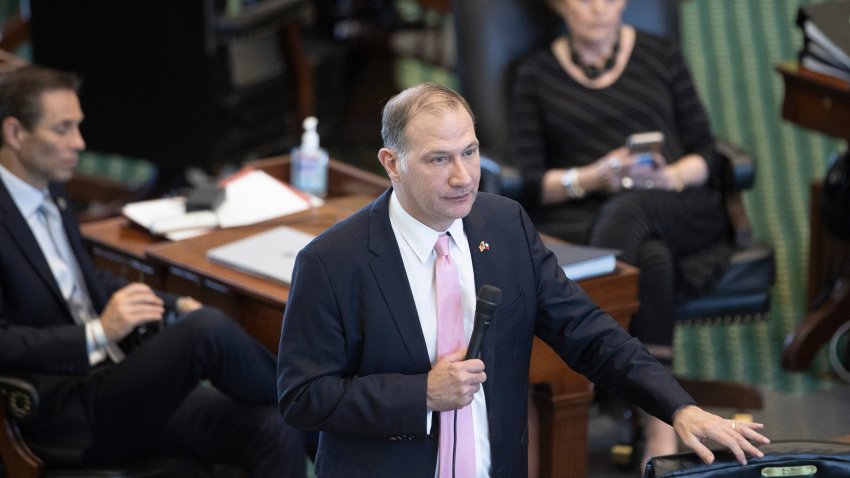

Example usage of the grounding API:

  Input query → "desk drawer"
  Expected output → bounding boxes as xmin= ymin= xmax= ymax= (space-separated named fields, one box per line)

xmin=90 ymin=246 xmax=163 ymax=289
xmin=161 ymin=266 xmax=284 ymax=353
xmin=164 ymin=266 xmax=238 ymax=318
xmin=780 ymin=68 xmax=850 ymax=139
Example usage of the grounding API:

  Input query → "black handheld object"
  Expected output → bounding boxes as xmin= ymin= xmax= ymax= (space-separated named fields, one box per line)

xmin=464 ymin=285 xmax=502 ymax=360
xmin=185 ymin=185 xmax=226 ymax=212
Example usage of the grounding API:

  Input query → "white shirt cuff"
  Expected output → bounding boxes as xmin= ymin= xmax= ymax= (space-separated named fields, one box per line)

xmin=85 ymin=320 xmax=109 ymax=366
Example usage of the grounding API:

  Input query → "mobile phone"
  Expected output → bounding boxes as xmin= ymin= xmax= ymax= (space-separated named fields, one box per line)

xmin=626 ymin=131 xmax=664 ymax=167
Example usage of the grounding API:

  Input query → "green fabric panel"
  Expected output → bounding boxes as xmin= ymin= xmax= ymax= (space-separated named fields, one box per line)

xmin=77 ymin=153 xmax=156 ymax=186
xmin=676 ymin=0 xmax=844 ymax=393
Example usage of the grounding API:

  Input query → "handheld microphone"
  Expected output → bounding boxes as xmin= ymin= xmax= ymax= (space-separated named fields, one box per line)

xmin=464 ymin=285 xmax=502 ymax=360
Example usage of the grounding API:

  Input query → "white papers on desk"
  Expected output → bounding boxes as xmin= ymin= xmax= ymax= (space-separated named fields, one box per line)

xmin=122 ymin=197 xmax=219 ymax=236
xmin=216 ymin=169 xmax=321 ymax=228
xmin=122 ymin=169 xmax=322 ymax=237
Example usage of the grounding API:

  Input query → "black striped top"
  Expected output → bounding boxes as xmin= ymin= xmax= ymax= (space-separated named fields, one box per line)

xmin=509 ymin=31 xmax=717 ymax=210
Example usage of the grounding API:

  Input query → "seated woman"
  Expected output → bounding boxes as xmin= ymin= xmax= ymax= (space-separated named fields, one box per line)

xmin=510 ymin=0 xmax=731 ymax=472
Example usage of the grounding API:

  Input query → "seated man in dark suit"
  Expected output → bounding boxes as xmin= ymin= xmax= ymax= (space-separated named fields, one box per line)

xmin=0 ymin=65 xmax=307 ymax=477
xmin=277 ymin=82 xmax=770 ymax=477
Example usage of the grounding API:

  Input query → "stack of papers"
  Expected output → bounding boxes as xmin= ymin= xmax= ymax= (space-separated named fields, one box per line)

xmin=797 ymin=1 xmax=850 ymax=83
xmin=122 ymin=169 xmax=322 ymax=239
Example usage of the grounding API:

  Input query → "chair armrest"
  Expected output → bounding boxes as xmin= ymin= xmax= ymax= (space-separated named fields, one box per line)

xmin=715 ymin=139 xmax=757 ymax=247
xmin=499 ymin=166 xmax=523 ymax=201
xmin=479 ymin=155 xmax=523 ymax=200
xmin=0 ymin=376 xmax=39 ymax=421
xmin=0 ymin=376 xmax=45 ymax=477
xmin=214 ymin=0 xmax=306 ymax=38
xmin=716 ymin=138 xmax=756 ymax=192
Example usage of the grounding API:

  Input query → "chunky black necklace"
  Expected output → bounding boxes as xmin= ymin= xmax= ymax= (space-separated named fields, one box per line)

xmin=567 ymin=32 xmax=621 ymax=80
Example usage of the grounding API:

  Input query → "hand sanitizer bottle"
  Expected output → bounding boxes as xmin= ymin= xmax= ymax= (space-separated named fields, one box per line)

xmin=291 ymin=116 xmax=329 ymax=198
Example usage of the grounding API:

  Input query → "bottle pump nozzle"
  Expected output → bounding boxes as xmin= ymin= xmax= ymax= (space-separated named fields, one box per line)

xmin=301 ymin=116 xmax=320 ymax=152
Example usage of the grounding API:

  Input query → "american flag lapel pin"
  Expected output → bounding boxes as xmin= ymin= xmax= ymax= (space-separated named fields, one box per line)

xmin=478 ymin=241 xmax=490 ymax=252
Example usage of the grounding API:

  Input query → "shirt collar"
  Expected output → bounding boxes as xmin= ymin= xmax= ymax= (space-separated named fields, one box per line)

xmin=389 ymin=191 xmax=469 ymax=264
xmin=0 ymin=164 xmax=48 ymax=220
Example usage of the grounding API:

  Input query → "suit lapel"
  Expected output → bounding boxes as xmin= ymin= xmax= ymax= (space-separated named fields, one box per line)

xmin=463 ymin=204 xmax=498 ymax=305
xmin=0 ymin=181 xmax=67 ymax=304
xmin=368 ymin=191 xmax=432 ymax=372
xmin=462 ymin=202 xmax=502 ymax=422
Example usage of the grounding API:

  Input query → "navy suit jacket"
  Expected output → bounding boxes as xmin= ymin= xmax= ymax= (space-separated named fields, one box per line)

xmin=277 ymin=190 xmax=693 ymax=477
xmin=0 ymin=179 xmax=176 ymax=453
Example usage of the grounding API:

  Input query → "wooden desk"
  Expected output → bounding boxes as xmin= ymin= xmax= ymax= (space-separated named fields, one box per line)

xmin=81 ymin=155 xmax=390 ymax=294
xmin=776 ymin=63 xmax=850 ymax=370
xmin=144 ymin=195 xmax=373 ymax=349
xmin=530 ymin=265 xmax=638 ymax=478
xmin=81 ymin=216 xmax=167 ymax=289
xmin=80 ymin=156 xmax=639 ymax=478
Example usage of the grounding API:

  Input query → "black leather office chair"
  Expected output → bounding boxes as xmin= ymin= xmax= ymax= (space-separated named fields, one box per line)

xmin=454 ymin=0 xmax=776 ymax=466
xmin=28 ymin=0 xmax=314 ymax=190
xmin=0 ymin=375 xmax=239 ymax=478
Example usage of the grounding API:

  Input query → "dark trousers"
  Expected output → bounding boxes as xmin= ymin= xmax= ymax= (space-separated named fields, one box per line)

xmin=588 ymin=188 xmax=727 ymax=363
xmin=83 ymin=307 xmax=306 ymax=478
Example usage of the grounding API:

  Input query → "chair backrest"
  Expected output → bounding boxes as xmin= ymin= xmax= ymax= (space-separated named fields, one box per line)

xmin=453 ymin=0 xmax=679 ymax=164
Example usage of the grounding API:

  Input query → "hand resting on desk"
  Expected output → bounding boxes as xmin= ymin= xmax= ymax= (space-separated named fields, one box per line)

xmin=673 ymin=404 xmax=770 ymax=466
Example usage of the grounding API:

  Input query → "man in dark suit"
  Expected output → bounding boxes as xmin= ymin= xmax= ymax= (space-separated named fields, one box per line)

xmin=0 ymin=65 xmax=307 ymax=476
xmin=277 ymin=82 xmax=770 ymax=477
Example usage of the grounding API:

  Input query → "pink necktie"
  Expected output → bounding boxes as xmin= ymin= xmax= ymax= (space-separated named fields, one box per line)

xmin=435 ymin=234 xmax=475 ymax=478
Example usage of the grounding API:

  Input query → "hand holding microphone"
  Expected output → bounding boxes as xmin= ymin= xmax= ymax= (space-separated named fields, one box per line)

xmin=426 ymin=285 xmax=502 ymax=411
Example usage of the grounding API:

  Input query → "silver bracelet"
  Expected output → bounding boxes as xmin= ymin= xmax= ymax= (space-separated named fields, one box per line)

xmin=560 ymin=168 xmax=585 ymax=199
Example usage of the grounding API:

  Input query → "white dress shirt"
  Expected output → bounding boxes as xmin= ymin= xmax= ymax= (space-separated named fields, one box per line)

xmin=388 ymin=191 xmax=492 ymax=477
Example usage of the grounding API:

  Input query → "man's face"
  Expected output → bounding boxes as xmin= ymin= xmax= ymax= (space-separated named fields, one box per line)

xmin=380 ymin=106 xmax=480 ymax=231
xmin=13 ymin=89 xmax=85 ymax=189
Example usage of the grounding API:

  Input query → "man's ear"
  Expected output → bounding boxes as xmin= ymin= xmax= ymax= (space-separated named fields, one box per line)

xmin=1 ymin=117 xmax=24 ymax=150
xmin=377 ymin=148 xmax=401 ymax=183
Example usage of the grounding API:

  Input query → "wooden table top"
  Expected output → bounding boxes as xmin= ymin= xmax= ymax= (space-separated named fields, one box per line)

xmin=144 ymin=195 xmax=375 ymax=307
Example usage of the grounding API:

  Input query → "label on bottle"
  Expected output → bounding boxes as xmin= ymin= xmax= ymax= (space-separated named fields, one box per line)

xmin=291 ymin=148 xmax=329 ymax=197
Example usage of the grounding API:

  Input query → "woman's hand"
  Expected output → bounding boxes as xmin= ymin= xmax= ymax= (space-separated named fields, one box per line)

xmin=580 ymin=146 xmax=629 ymax=194
xmin=620 ymin=153 xmax=707 ymax=192
xmin=618 ymin=151 xmax=669 ymax=190
xmin=542 ymin=146 xmax=693 ymax=205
